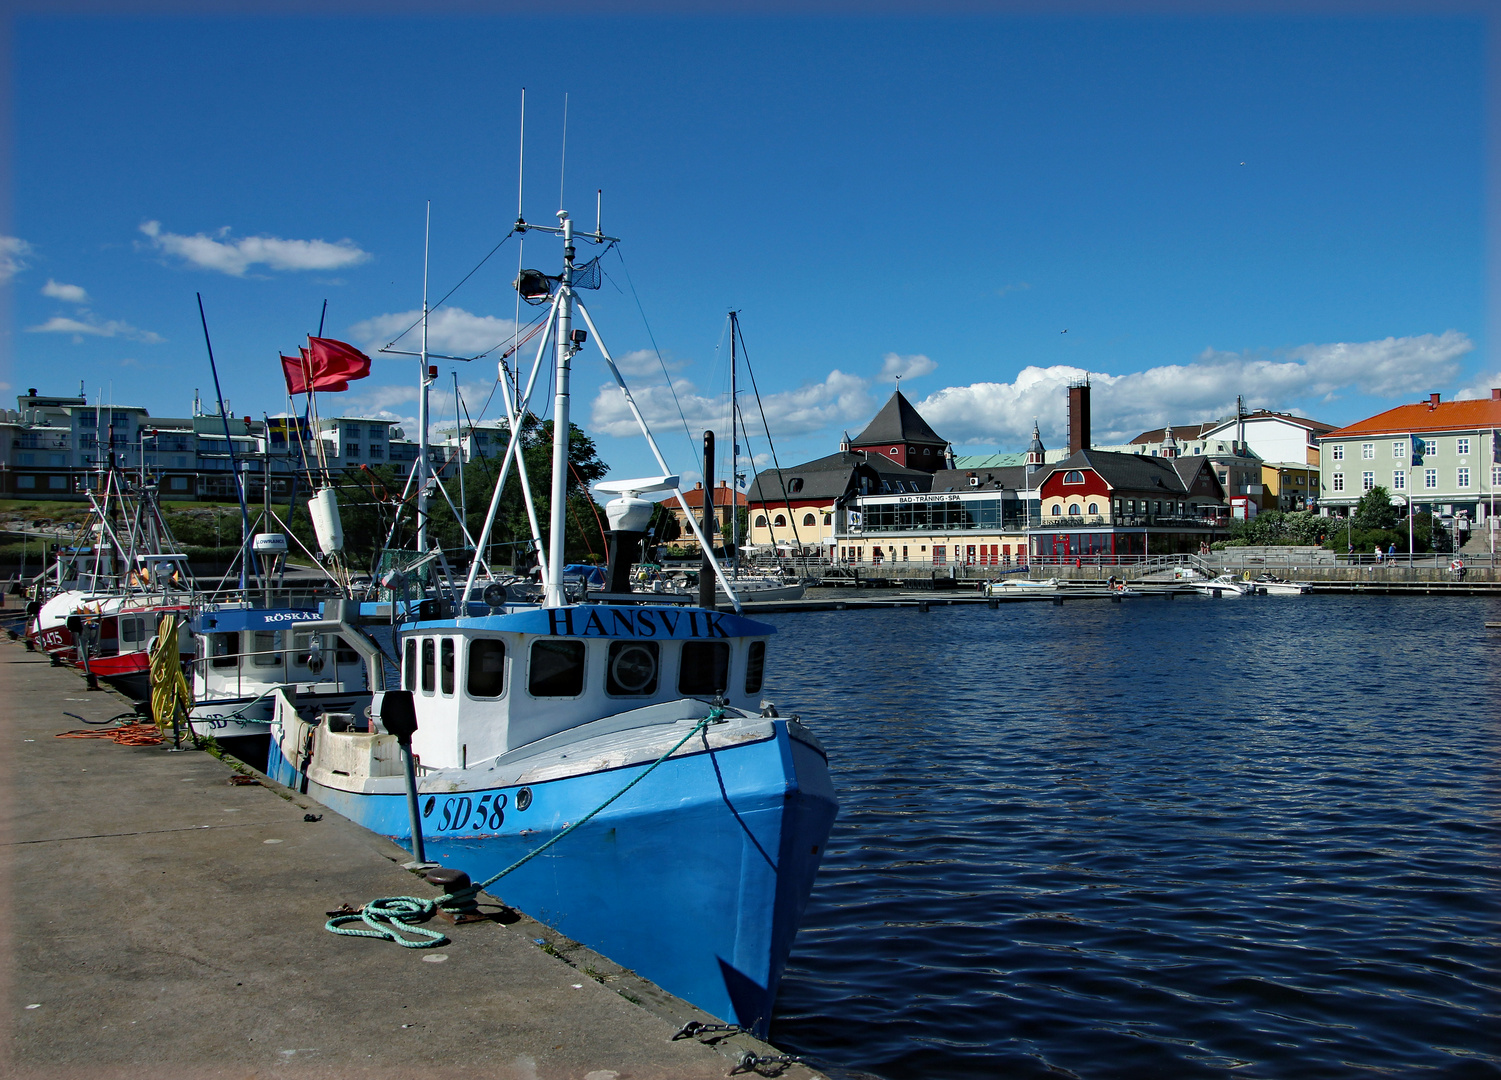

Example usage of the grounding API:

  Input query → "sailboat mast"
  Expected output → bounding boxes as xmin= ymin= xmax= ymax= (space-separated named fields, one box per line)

xmin=729 ymin=310 xmax=739 ymax=578
xmin=544 ymin=210 xmax=576 ymax=608
xmin=417 ymin=202 xmax=432 ymax=554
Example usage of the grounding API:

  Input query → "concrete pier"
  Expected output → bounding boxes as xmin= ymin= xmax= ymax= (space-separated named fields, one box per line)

xmin=2 ymin=643 xmax=823 ymax=1079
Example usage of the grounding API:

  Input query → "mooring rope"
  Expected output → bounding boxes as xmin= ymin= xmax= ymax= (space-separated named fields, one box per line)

xmin=326 ymin=706 xmax=725 ymax=948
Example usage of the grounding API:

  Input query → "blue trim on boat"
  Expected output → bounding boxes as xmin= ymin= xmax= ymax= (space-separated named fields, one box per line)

xmin=268 ymin=720 xmax=834 ymax=1035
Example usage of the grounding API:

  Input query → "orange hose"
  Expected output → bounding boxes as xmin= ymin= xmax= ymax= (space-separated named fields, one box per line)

xmin=55 ymin=723 xmax=163 ymax=746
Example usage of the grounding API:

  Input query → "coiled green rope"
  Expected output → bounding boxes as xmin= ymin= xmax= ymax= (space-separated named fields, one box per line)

xmin=327 ymin=706 xmax=724 ymax=948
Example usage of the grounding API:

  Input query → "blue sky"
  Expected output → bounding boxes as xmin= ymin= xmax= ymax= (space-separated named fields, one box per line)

xmin=3 ymin=11 xmax=1491 ymax=485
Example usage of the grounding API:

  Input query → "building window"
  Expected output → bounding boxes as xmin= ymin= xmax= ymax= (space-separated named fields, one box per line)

xmin=1362 ymin=471 xmax=1374 ymax=491
xmin=1456 ymin=438 xmax=1470 ymax=456
xmin=933 ymin=545 xmax=946 ymax=565
xmin=754 ymin=515 xmax=767 ymax=528
xmin=890 ymin=447 xmax=899 ymax=455
xmin=1393 ymin=441 xmax=1406 ymax=459
xmin=1361 ymin=443 xmax=1373 ymax=459
xmin=773 ymin=514 xmax=786 ymax=527
xmin=369 ymin=445 xmax=384 ymax=459
xmin=1392 ymin=471 xmax=1405 ymax=490
xmin=1493 ymin=465 xmax=1501 ymax=486
xmin=1063 ymin=470 xmax=1085 ymax=484
xmin=1332 ymin=474 xmax=1345 ymax=492
xmin=16 ymin=476 xmax=35 ymax=489
xmin=788 ymin=478 xmax=804 ymax=493
xmin=1424 ymin=469 xmax=1437 ymax=489
xmin=1068 ymin=504 xmax=1081 ymax=515
xmin=1051 ymin=504 xmax=1062 ymax=516
xmin=822 ymin=513 xmax=832 ymax=526
xmin=1087 ymin=502 xmax=1098 ymax=515
xmin=801 ymin=513 xmax=816 ymax=527
xmin=1457 ymin=468 xmax=1470 ymax=488
xmin=1331 ymin=444 xmax=1344 ymax=460
xmin=1421 ymin=439 xmax=1436 ymax=457
xmin=48 ymin=476 xmax=67 ymax=490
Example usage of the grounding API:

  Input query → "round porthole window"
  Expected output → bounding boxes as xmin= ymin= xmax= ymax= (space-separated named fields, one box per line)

xmin=610 ymin=643 xmax=657 ymax=693
xmin=515 ymin=787 xmax=533 ymax=811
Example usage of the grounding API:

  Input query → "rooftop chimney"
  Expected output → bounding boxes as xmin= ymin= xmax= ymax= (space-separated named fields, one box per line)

xmin=1429 ymin=393 xmax=1440 ymax=409
xmin=1492 ymin=388 xmax=1500 ymax=400
xmin=1067 ymin=380 xmax=1091 ymax=455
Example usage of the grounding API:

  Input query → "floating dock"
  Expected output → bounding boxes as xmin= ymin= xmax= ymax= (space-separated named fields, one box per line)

xmin=2 ymin=642 xmax=824 ymax=1079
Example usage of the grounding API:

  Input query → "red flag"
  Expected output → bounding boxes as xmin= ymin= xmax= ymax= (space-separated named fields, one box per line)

xmin=279 ymin=338 xmax=371 ymax=394
xmin=308 ymin=337 xmax=372 ymax=384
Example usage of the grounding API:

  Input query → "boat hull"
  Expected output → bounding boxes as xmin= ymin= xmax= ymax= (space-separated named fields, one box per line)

xmin=267 ymin=720 xmax=836 ymax=1035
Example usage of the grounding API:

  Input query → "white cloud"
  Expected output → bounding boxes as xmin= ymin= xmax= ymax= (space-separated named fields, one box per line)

xmin=996 ymin=281 xmax=1031 ymax=297
xmin=41 ymin=279 xmax=89 ymax=303
xmin=26 ymin=315 xmax=164 ymax=344
xmin=916 ymin=331 xmax=1474 ymax=448
xmin=140 ymin=220 xmax=370 ymax=276
xmin=1454 ymin=370 xmax=1501 ymax=401
xmin=612 ymin=348 xmax=689 ymax=377
xmin=0 ymin=236 xmax=33 ymax=282
xmin=879 ymin=352 xmax=937 ymax=384
xmin=590 ymin=369 xmax=874 ymax=443
xmin=348 ymin=307 xmax=521 ymax=359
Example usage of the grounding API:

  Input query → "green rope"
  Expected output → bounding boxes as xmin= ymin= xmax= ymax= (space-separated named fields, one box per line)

xmin=326 ymin=706 xmax=725 ymax=949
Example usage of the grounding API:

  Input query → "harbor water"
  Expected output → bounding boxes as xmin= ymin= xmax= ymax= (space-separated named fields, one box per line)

xmin=764 ymin=594 xmax=1501 ymax=1078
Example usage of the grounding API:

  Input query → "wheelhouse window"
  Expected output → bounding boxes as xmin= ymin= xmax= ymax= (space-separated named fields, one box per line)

xmin=421 ymin=638 xmax=436 ymax=693
xmin=210 ymin=632 xmax=238 ymax=669
xmin=606 ymin=640 xmax=659 ymax=696
xmin=745 ymin=641 xmax=766 ymax=696
xmin=529 ymin=639 xmax=586 ymax=697
xmin=467 ymin=639 xmax=506 ymax=698
xmin=251 ymin=630 xmax=281 ymax=667
xmin=440 ymin=638 xmax=456 ymax=695
xmin=679 ymin=641 xmax=730 ymax=696
xmin=404 ymin=639 xmax=417 ymax=690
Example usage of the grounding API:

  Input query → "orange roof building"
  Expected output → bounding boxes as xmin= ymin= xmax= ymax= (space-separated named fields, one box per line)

xmin=1316 ymin=390 xmax=1500 ymax=523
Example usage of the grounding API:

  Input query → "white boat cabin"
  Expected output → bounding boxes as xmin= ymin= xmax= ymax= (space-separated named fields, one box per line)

xmin=396 ymin=604 xmax=775 ymax=770
xmin=191 ymin=608 xmax=368 ymax=701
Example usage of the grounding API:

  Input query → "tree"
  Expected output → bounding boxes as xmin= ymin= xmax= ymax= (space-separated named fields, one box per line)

xmin=417 ymin=416 xmax=610 ymax=571
xmin=1353 ymin=485 xmax=1399 ymax=531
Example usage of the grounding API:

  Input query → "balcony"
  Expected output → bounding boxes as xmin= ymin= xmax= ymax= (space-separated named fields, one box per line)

xmin=12 ymin=434 xmax=70 ymax=450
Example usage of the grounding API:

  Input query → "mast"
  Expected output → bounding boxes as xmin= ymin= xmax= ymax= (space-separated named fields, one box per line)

xmin=729 ymin=310 xmax=740 ymax=578
xmin=544 ymin=209 xmax=576 ymax=608
xmin=454 ymin=370 xmax=468 ymax=552
xmin=417 ymin=202 xmax=432 ymax=554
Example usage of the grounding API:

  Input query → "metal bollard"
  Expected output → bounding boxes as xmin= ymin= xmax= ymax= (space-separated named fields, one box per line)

xmin=425 ymin=867 xmax=485 ymax=924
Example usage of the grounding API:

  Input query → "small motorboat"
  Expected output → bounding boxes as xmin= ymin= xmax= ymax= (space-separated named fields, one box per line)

xmin=1254 ymin=575 xmax=1313 ymax=595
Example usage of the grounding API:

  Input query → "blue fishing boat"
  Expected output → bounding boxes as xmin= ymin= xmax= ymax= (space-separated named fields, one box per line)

xmin=264 ymin=203 xmax=836 ymax=1034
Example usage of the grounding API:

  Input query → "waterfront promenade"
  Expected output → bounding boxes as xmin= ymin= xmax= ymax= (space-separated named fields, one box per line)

xmin=1 ymin=643 xmax=822 ymax=1079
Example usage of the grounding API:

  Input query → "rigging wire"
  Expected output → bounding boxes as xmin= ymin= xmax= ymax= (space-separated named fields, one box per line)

xmin=379 ymin=231 xmax=518 ymax=352
xmin=608 ymin=246 xmax=697 ymax=461
xmin=735 ymin=318 xmax=805 ymax=552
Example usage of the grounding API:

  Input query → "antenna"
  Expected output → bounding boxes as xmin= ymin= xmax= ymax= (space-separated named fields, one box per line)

xmin=558 ymin=92 xmax=568 ymax=211
xmin=515 ymin=87 xmax=526 ymax=228
xmin=595 ymin=189 xmax=602 ymax=237
xmin=317 ymin=298 xmax=327 ymax=337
